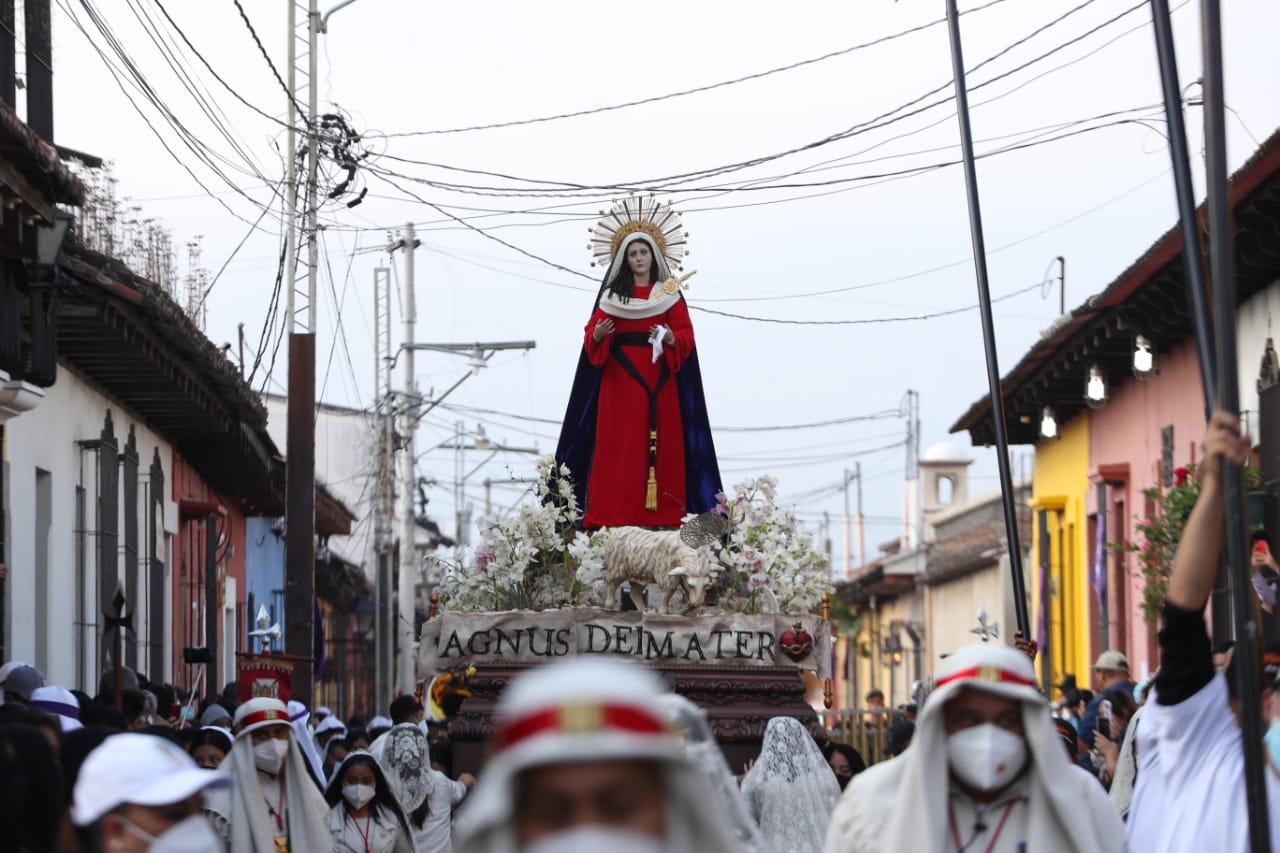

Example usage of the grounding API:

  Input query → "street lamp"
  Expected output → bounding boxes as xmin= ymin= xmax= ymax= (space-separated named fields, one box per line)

xmin=353 ymin=599 xmax=375 ymax=641
xmin=1040 ymin=406 xmax=1058 ymax=440
xmin=36 ymin=210 xmax=73 ymax=269
xmin=1084 ymin=365 xmax=1108 ymax=409
xmin=1132 ymin=335 xmax=1157 ymax=380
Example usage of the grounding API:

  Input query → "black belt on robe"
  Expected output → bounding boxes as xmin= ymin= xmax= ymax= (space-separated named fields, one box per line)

xmin=610 ymin=334 xmax=671 ymax=511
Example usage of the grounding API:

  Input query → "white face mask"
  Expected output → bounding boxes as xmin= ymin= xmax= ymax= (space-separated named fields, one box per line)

xmin=523 ymin=827 xmax=666 ymax=853
xmin=946 ymin=723 xmax=1028 ymax=793
xmin=119 ymin=813 xmax=222 ymax=853
xmin=343 ymin=784 xmax=377 ymax=810
xmin=253 ymin=737 xmax=289 ymax=775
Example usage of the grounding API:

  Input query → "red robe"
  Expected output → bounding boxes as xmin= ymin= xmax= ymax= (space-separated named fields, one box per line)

xmin=582 ymin=284 xmax=694 ymax=528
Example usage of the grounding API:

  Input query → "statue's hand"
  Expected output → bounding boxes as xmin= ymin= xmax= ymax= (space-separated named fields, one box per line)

xmin=593 ymin=318 xmax=616 ymax=342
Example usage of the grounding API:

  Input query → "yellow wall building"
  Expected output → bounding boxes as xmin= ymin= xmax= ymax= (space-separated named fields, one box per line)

xmin=1027 ymin=417 xmax=1093 ymax=693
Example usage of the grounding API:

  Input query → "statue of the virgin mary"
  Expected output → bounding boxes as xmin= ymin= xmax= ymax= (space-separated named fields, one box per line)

xmin=555 ymin=197 xmax=721 ymax=529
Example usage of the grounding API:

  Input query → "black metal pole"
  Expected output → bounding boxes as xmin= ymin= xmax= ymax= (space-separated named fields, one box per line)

xmin=204 ymin=515 xmax=219 ymax=701
xmin=1199 ymin=2 xmax=1270 ymax=847
xmin=1148 ymin=0 xmax=1216 ymax=416
xmin=945 ymin=0 xmax=1030 ymax=638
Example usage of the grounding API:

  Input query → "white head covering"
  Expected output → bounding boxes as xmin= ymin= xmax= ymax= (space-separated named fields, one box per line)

xmin=29 ymin=685 xmax=83 ymax=731
xmin=827 ymin=643 xmax=1127 ymax=853
xmin=1108 ymin=703 xmax=1143 ymax=818
xmin=378 ymin=723 xmax=433 ymax=818
xmin=655 ymin=694 xmax=763 ymax=852
xmin=597 ymin=233 xmax=682 ymax=321
xmin=203 ymin=697 xmax=333 ymax=853
xmin=312 ymin=713 xmax=347 ymax=761
xmin=288 ymin=699 xmax=327 ymax=783
xmin=740 ymin=716 xmax=840 ymax=853
xmin=454 ymin=658 xmax=739 ymax=853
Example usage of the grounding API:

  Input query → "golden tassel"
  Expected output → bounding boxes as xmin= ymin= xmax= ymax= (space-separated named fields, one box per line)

xmin=646 ymin=466 xmax=658 ymax=510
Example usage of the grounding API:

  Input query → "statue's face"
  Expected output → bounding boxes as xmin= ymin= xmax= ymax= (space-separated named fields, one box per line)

xmin=626 ymin=240 xmax=652 ymax=279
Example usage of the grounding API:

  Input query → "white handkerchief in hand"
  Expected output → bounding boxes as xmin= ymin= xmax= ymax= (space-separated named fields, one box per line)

xmin=649 ymin=325 xmax=669 ymax=364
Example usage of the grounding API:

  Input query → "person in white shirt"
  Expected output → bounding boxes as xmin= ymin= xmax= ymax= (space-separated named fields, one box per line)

xmin=1126 ymin=410 xmax=1280 ymax=852
xmin=823 ymin=641 xmax=1125 ymax=853
xmin=324 ymin=750 xmax=414 ymax=853
xmin=380 ymin=722 xmax=474 ymax=853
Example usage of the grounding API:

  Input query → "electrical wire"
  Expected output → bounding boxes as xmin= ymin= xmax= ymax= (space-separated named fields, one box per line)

xmin=149 ymin=0 xmax=295 ymax=129
xmin=374 ymin=0 xmax=1015 ymax=137
xmin=230 ymin=0 xmax=307 ymax=120
xmin=691 ymin=280 xmax=1043 ymax=325
xmin=126 ymin=0 xmax=277 ymax=183
xmin=59 ymin=0 xmax=285 ymax=230
xmin=374 ymin=0 xmax=1143 ymax=197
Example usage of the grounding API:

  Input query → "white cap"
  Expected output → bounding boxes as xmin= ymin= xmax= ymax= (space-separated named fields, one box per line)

xmin=72 ymin=733 xmax=227 ymax=825
xmin=29 ymin=685 xmax=82 ymax=731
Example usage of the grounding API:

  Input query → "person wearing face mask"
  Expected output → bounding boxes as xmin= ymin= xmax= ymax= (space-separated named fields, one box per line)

xmin=823 ymin=641 xmax=1126 ymax=852
xmin=822 ymin=742 xmax=867 ymax=792
xmin=1126 ymin=412 xmax=1280 ymax=851
xmin=71 ymin=732 xmax=228 ymax=852
xmin=454 ymin=657 xmax=739 ymax=853
xmin=379 ymin=722 xmax=475 ymax=853
xmin=202 ymin=696 xmax=334 ymax=852
xmin=323 ymin=751 xmax=413 ymax=852
xmin=184 ymin=727 xmax=232 ymax=770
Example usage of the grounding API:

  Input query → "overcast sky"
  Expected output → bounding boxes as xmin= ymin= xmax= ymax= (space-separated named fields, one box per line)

xmin=44 ymin=0 xmax=1280 ymax=571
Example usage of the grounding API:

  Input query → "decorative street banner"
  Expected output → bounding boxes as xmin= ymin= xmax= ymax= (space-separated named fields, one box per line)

xmin=418 ymin=608 xmax=832 ymax=680
xmin=236 ymin=653 xmax=297 ymax=704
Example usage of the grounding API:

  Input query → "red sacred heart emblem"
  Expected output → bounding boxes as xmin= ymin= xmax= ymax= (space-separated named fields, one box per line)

xmin=779 ymin=623 xmax=814 ymax=662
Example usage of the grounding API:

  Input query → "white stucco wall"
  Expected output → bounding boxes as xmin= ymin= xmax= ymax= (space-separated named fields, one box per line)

xmin=927 ymin=558 xmax=1017 ymax=658
xmin=3 ymin=363 xmax=177 ymax=691
xmin=1236 ymin=280 xmax=1280 ymax=432
xmin=263 ymin=395 xmax=374 ymax=574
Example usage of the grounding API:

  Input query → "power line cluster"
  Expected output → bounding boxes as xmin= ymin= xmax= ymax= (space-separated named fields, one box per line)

xmin=56 ymin=0 xmax=1209 ymax=501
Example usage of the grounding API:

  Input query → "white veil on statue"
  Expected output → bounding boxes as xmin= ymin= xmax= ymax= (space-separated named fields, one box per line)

xmin=740 ymin=716 xmax=841 ymax=853
xmin=656 ymin=694 xmax=764 ymax=853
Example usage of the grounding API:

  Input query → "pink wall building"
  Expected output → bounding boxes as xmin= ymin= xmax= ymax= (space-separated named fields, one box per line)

xmin=1085 ymin=340 xmax=1206 ymax=678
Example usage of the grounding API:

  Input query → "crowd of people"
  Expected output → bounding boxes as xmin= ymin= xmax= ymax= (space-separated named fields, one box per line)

xmin=0 ymin=413 xmax=1277 ymax=852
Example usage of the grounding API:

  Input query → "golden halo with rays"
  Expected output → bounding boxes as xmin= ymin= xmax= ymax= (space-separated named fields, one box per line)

xmin=587 ymin=195 xmax=689 ymax=271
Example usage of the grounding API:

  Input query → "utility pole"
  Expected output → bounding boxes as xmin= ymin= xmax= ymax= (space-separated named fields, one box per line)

xmin=283 ymin=0 xmax=319 ymax=705
xmin=394 ymin=225 xmax=420 ymax=697
xmin=842 ymin=469 xmax=852 ymax=579
xmin=901 ymin=390 xmax=922 ymax=549
xmin=855 ymin=461 xmax=865 ymax=568
xmin=371 ymin=266 xmax=392 ymax=710
xmin=841 ymin=465 xmax=865 ymax=579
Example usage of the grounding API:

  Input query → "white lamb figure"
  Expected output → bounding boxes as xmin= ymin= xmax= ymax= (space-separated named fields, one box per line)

xmin=603 ymin=526 xmax=719 ymax=614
